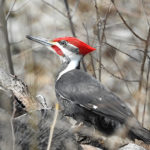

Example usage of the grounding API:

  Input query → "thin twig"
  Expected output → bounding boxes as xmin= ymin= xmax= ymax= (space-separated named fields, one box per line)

xmin=102 ymin=63 xmax=139 ymax=83
xmin=105 ymin=42 xmax=140 ymax=62
xmin=47 ymin=103 xmax=59 ymax=150
xmin=111 ymin=56 xmax=132 ymax=95
xmin=82 ymin=23 xmax=96 ymax=77
xmin=10 ymin=0 xmax=30 ymax=13
xmin=136 ymin=27 xmax=150 ymax=118
xmin=132 ymin=48 xmax=150 ymax=59
xmin=93 ymin=56 xmax=139 ymax=82
xmin=138 ymin=28 xmax=150 ymax=92
xmin=63 ymin=0 xmax=87 ymax=71
xmin=142 ymin=59 xmax=150 ymax=126
xmin=94 ymin=0 xmax=102 ymax=81
xmin=94 ymin=1 xmax=111 ymax=81
xmin=111 ymin=0 xmax=146 ymax=42
xmin=141 ymin=0 xmax=150 ymax=27
xmin=71 ymin=0 xmax=80 ymax=17
xmin=64 ymin=0 xmax=76 ymax=37
xmin=10 ymin=100 xmax=16 ymax=150
xmin=5 ymin=0 xmax=16 ymax=20
xmin=0 ymin=2 xmax=14 ymax=74
xmin=42 ymin=0 xmax=67 ymax=18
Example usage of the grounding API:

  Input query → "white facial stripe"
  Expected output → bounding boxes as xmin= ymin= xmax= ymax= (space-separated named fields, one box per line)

xmin=54 ymin=42 xmax=78 ymax=58
xmin=54 ymin=42 xmax=82 ymax=80
xmin=57 ymin=54 xmax=82 ymax=80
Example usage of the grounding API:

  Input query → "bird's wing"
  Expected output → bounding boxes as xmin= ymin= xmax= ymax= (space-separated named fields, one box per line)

xmin=55 ymin=69 xmax=134 ymax=123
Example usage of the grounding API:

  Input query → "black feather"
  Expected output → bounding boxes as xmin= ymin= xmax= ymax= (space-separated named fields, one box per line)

xmin=56 ymin=69 xmax=150 ymax=144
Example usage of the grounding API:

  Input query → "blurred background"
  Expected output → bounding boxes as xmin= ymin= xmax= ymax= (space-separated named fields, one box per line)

xmin=0 ymin=0 xmax=150 ymax=132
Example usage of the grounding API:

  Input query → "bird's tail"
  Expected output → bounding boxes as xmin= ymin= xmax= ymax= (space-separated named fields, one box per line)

xmin=128 ymin=124 xmax=150 ymax=144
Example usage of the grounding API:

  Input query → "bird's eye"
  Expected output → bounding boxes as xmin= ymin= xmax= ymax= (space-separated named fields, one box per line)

xmin=59 ymin=40 xmax=68 ymax=46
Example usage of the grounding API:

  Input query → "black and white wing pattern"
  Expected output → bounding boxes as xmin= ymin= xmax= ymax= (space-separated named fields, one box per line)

xmin=55 ymin=69 xmax=134 ymax=124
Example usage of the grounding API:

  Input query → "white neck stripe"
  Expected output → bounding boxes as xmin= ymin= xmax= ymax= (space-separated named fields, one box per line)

xmin=57 ymin=55 xmax=82 ymax=80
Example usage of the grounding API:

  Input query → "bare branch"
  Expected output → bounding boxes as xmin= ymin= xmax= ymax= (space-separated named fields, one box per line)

xmin=5 ymin=0 xmax=16 ymax=21
xmin=111 ymin=0 xmax=146 ymax=42
xmin=110 ymin=56 xmax=132 ymax=95
xmin=132 ymin=48 xmax=150 ymax=59
xmin=102 ymin=64 xmax=139 ymax=83
xmin=0 ymin=68 xmax=41 ymax=111
xmin=141 ymin=0 xmax=150 ymax=27
xmin=71 ymin=0 xmax=80 ymax=17
xmin=94 ymin=1 xmax=111 ymax=81
xmin=64 ymin=0 xmax=76 ymax=37
xmin=136 ymin=27 xmax=150 ymax=118
xmin=0 ymin=1 xmax=14 ymax=74
xmin=10 ymin=0 xmax=30 ymax=13
xmin=42 ymin=0 xmax=67 ymax=18
xmin=94 ymin=0 xmax=102 ymax=81
xmin=138 ymin=28 xmax=150 ymax=91
xmin=142 ymin=59 xmax=150 ymax=126
xmin=93 ymin=56 xmax=139 ymax=82
xmin=82 ymin=23 xmax=96 ymax=78
xmin=105 ymin=42 xmax=140 ymax=62
xmin=63 ymin=0 xmax=88 ymax=72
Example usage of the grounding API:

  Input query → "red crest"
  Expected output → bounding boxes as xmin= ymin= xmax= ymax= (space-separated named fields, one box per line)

xmin=53 ymin=37 xmax=96 ymax=55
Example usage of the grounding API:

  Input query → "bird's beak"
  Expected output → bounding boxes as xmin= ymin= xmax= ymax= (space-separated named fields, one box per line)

xmin=26 ymin=35 xmax=56 ymax=46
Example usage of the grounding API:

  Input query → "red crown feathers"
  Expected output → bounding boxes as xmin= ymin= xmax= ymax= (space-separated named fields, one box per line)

xmin=53 ymin=37 xmax=96 ymax=55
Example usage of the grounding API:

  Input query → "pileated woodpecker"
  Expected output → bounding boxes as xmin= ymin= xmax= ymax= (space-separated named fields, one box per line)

xmin=27 ymin=35 xmax=150 ymax=144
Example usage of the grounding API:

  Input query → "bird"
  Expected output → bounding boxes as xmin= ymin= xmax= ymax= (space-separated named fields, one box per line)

xmin=26 ymin=35 xmax=150 ymax=144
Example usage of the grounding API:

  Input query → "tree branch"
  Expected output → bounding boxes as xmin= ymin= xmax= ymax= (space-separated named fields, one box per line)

xmin=0 ymin=68 xmax=41 ymax=111
xmin=5 ymin=0 xmax=16 ymax=21
xmin=0 ymin=1 xmax=14 ymax=74
xmin=111 ymin=0 xmax=146 ymax=42
xmin=138 ymin=28 xmax=150 ymax=91
xmin=142 ymin=59 xmax=150 ymax=126
xmin=64 ymin=0 xmax=76 ymax=37
xmin=42 ymin=0 xmax=67 ymax=18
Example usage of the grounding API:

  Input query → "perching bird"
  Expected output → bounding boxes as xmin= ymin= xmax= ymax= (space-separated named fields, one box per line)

xmin=26 ymin=35 xmax=150 ymax=144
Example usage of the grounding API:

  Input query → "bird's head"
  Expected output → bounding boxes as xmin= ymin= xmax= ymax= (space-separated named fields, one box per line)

xmin=26 ymin=36 xmax=96 ymax=60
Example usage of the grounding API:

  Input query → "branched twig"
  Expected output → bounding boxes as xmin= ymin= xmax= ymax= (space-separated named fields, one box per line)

xmin=0 ymin=68 xmax=41 ymax=111
xmin=132 ymin=48 xmax=150 ymax=59
xmin=10 ymin=0 xmax=30 ymax=13
xmin=5 ymin=0 xmax=16 ymax=20
xmin=111 ymin=0 xmax=146 ymax=42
